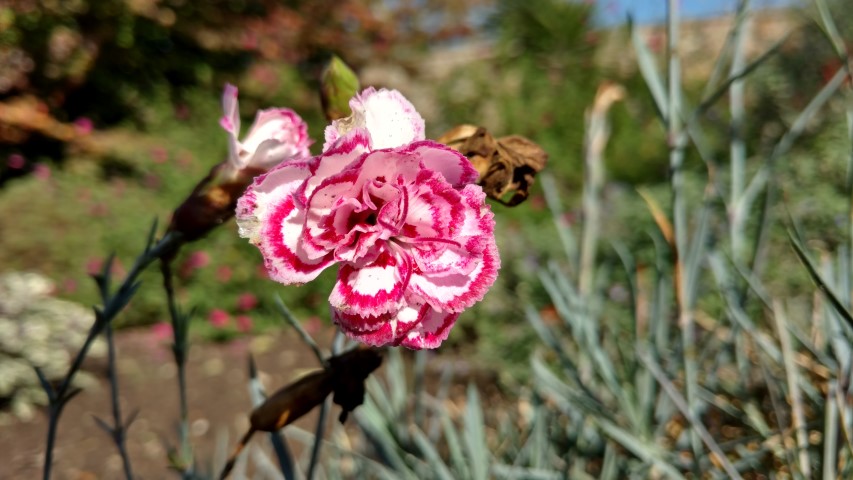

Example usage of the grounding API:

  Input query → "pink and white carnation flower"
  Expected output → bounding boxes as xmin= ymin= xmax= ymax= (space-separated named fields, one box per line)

xmin=237 ymin=88 xmax=499 ymax=349
xmin=220 ymin=83 xmax=312 ymax=176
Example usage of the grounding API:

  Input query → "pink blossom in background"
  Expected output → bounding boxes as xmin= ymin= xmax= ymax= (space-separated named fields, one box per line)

xmin=174 ymin=103 xmax=191 ymax=120
xmin=150 ymin=322 xmax=173 ymax=343
xmin=208 ymin=309 xmax=230 ymax=328
xmin=237 ymin=88 xmax=499 ymax=349
xmin=86 ymin=257 xmax=125 ymax=277
xmin=216 ymin=265 xmax=233 ymax=282
xmin=7 ymin=154 xmax=25 ymax=169
xmin=111 ymin=179 xmax=127 ymax=196
xmin=150 ymin=146 xmax=169 ymax=164
xmin=177 ymin=150 xmax=195 ymax=169
xmin=86 ymin=257 xmax=102 ymax=276
xmin=33 ymin=163 xmax=51 ymax=180
xmin=255 ymin=264 xmax=268 ymax=279
xmin=179 ymin=251 xmax=210 ymax=278
xmin=62 ymin=278 xmax=78 ymax=294
xmin=89 ymin=202 xmax=109 ymax=217
xmin=236 ymin=292 xmax=258 ymax=311
xmin=76 ymin=188 xmax=92 ymax=201
xmin=143 ymin=173 xmax=162 ymax=190
xmin=304 ymin=315 xmax=323 ymax=335
xmin=236 ymin=315 xmax=253 ymax=333
xmin=219 ymin=83 xmax=312 ymax=176
xmin=186 ymin=251 xmax=210 ymax=268
xmin=73 ymin=117 xmax=93 ymax=136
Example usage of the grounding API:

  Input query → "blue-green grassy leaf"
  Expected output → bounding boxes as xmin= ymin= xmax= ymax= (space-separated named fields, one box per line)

xmin=355 ymin=399 xmax=412 ymax=476
xmin=438 ymin=405 xmax=471 ymax=479
xmin=386 ymin=348 xmax=407 ymax=414
xmin=410 ymin=426 xmax=454 ymax=480
xmin=789 ymin=230 xmax=853 ymax=332
xmin=463 ymin=384 xmax=489 ymax=480
xmin=491 ymin=464 xmax=563 ymax=480
xmin=540 ymin=174 xmax=578 ymax=270
xmin=595 ymin=418 xmax=686 ymax=480
xmin=531 ymin=356 xmax=610 ymax=421
xmin=628 ymin=16 xmax=667 ymax=120
xmin=273 ymin=296 xmax=325 ymax=365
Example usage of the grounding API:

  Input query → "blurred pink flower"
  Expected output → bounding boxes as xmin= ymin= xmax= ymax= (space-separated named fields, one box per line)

xmin=236 ymin=315 xmax=253 ymax=333
xmin=7 ymin=153 xmax=25 ymax=169
xmin=216 ymin=266 xmax=233 ymax=282
xmin=33 ymin=163 xmax=51 ymax=180
xmin=62 ymin=278 xmax=78 ymax=294
xmin=150 ymin=147 xmax=169 ymax=164
xmin=304 ymin=315 xmax=323 ymax=335
xmin=174 ymin=104 xmax=191 ymax=120
xmin=89 ymin=202 xmax=109 ymax=217
xmin=151 ymin=322 xmax=173 ymax=342
xmin=86 ymin=256 xmax=125 ymax=277
xmin=85 ymin=257 xmax=102 ymax=276
xmin=112 ymin=179 xmax=127 ymax=196
xmin=208 ymin=309 xmax=230 ymax=328
xmin=237 ymin=88 xmax=499 ymax=349
xmin=179 ymin=251 xmax=210 ymax=278
xmin=236 ymin=292 xmax=258 ymax=311
xmin=143 ymin=173 xmax=162 ymax=190
xmin=73 ymin=117 xmax=93 ymax=136
xmin=177 ymin=151 xmax=195 ymax=169
xmin=76 ymin=188 xmax=92 ymax=201
xmin=187 ymin=251 xmax=210 ymax=268
xmin=256 ymin=264 xmax=268 ymax=279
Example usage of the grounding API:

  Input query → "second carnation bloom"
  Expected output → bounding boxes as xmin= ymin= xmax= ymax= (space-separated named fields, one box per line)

xmin=236 ymin=88 xmax=499 ymax=349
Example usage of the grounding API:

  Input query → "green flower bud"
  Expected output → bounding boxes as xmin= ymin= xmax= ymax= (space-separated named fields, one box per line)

xmin=320 ymin=55 xmax=360 ymax=121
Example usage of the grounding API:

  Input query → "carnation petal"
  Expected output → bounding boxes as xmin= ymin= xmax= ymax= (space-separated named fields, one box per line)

xmin=323 ymin=88 xmax=425 ymax=151
xmin=303 ymin=129 xmax=371 ymax=201
xmin=329 ymin=248 xmax=410 ymax=317
xmin=258 ymin=194 xmax=333 ymax=284
xmin=220 ymin=83 xmax=242 ymax=168
xmin=357 ymin=88 xmax=425 ymax=149
xmin=409 ymin=229 xmax=499 ymax=312
xmin=331 ymin=303 xmax=421 ymax=347
xmin=237 ymin=159 xmax=333 ymax=284
xmin=220 ymin=83 xmax=240 ymax=135
xmin=411 ymin=141 xmax=479 ymax=187
xmin=400 ymin=307 xmax=459 ymax=350
xmin=241 ymin=108 xmax=311 ymax=162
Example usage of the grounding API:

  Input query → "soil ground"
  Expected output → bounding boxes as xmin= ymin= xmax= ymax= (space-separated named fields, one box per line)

xmin=2 ymin=327 xmax=340 ymax=480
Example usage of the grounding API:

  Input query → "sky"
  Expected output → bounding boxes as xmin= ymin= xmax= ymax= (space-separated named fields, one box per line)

xmin=594 ymin=0 xmax=805 ymax=25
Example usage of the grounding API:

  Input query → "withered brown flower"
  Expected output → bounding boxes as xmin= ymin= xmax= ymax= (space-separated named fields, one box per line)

xmin=436 ymin=125 xmax=547 ymax=206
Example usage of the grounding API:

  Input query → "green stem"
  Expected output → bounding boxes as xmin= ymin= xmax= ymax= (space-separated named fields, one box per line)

xmin=160 ymin=259 xmax=193 ymax=476
xmin=41 ymin=230 xmax=183 ymax=480
xmin=106 ymin=321 xmax=135 ymax=479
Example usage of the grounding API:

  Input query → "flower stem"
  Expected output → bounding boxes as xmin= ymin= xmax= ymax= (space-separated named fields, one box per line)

xmin=306 ymin=332 xmax=345 ymax=480
xmin=160 ymin=258 xmax=193 ymax=476
xmin=40 ymin=229 xmax=183 ymax=480
xmin=105 ymin=321 xmax=135 ymax=479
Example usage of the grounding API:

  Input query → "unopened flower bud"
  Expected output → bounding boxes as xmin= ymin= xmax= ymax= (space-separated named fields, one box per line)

xmin=320 ymin=55 xmax=360 ymax=121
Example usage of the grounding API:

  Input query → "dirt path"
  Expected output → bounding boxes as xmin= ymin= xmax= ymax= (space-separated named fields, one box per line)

xmin=2 ymin=327 xmax=338 ymax=479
